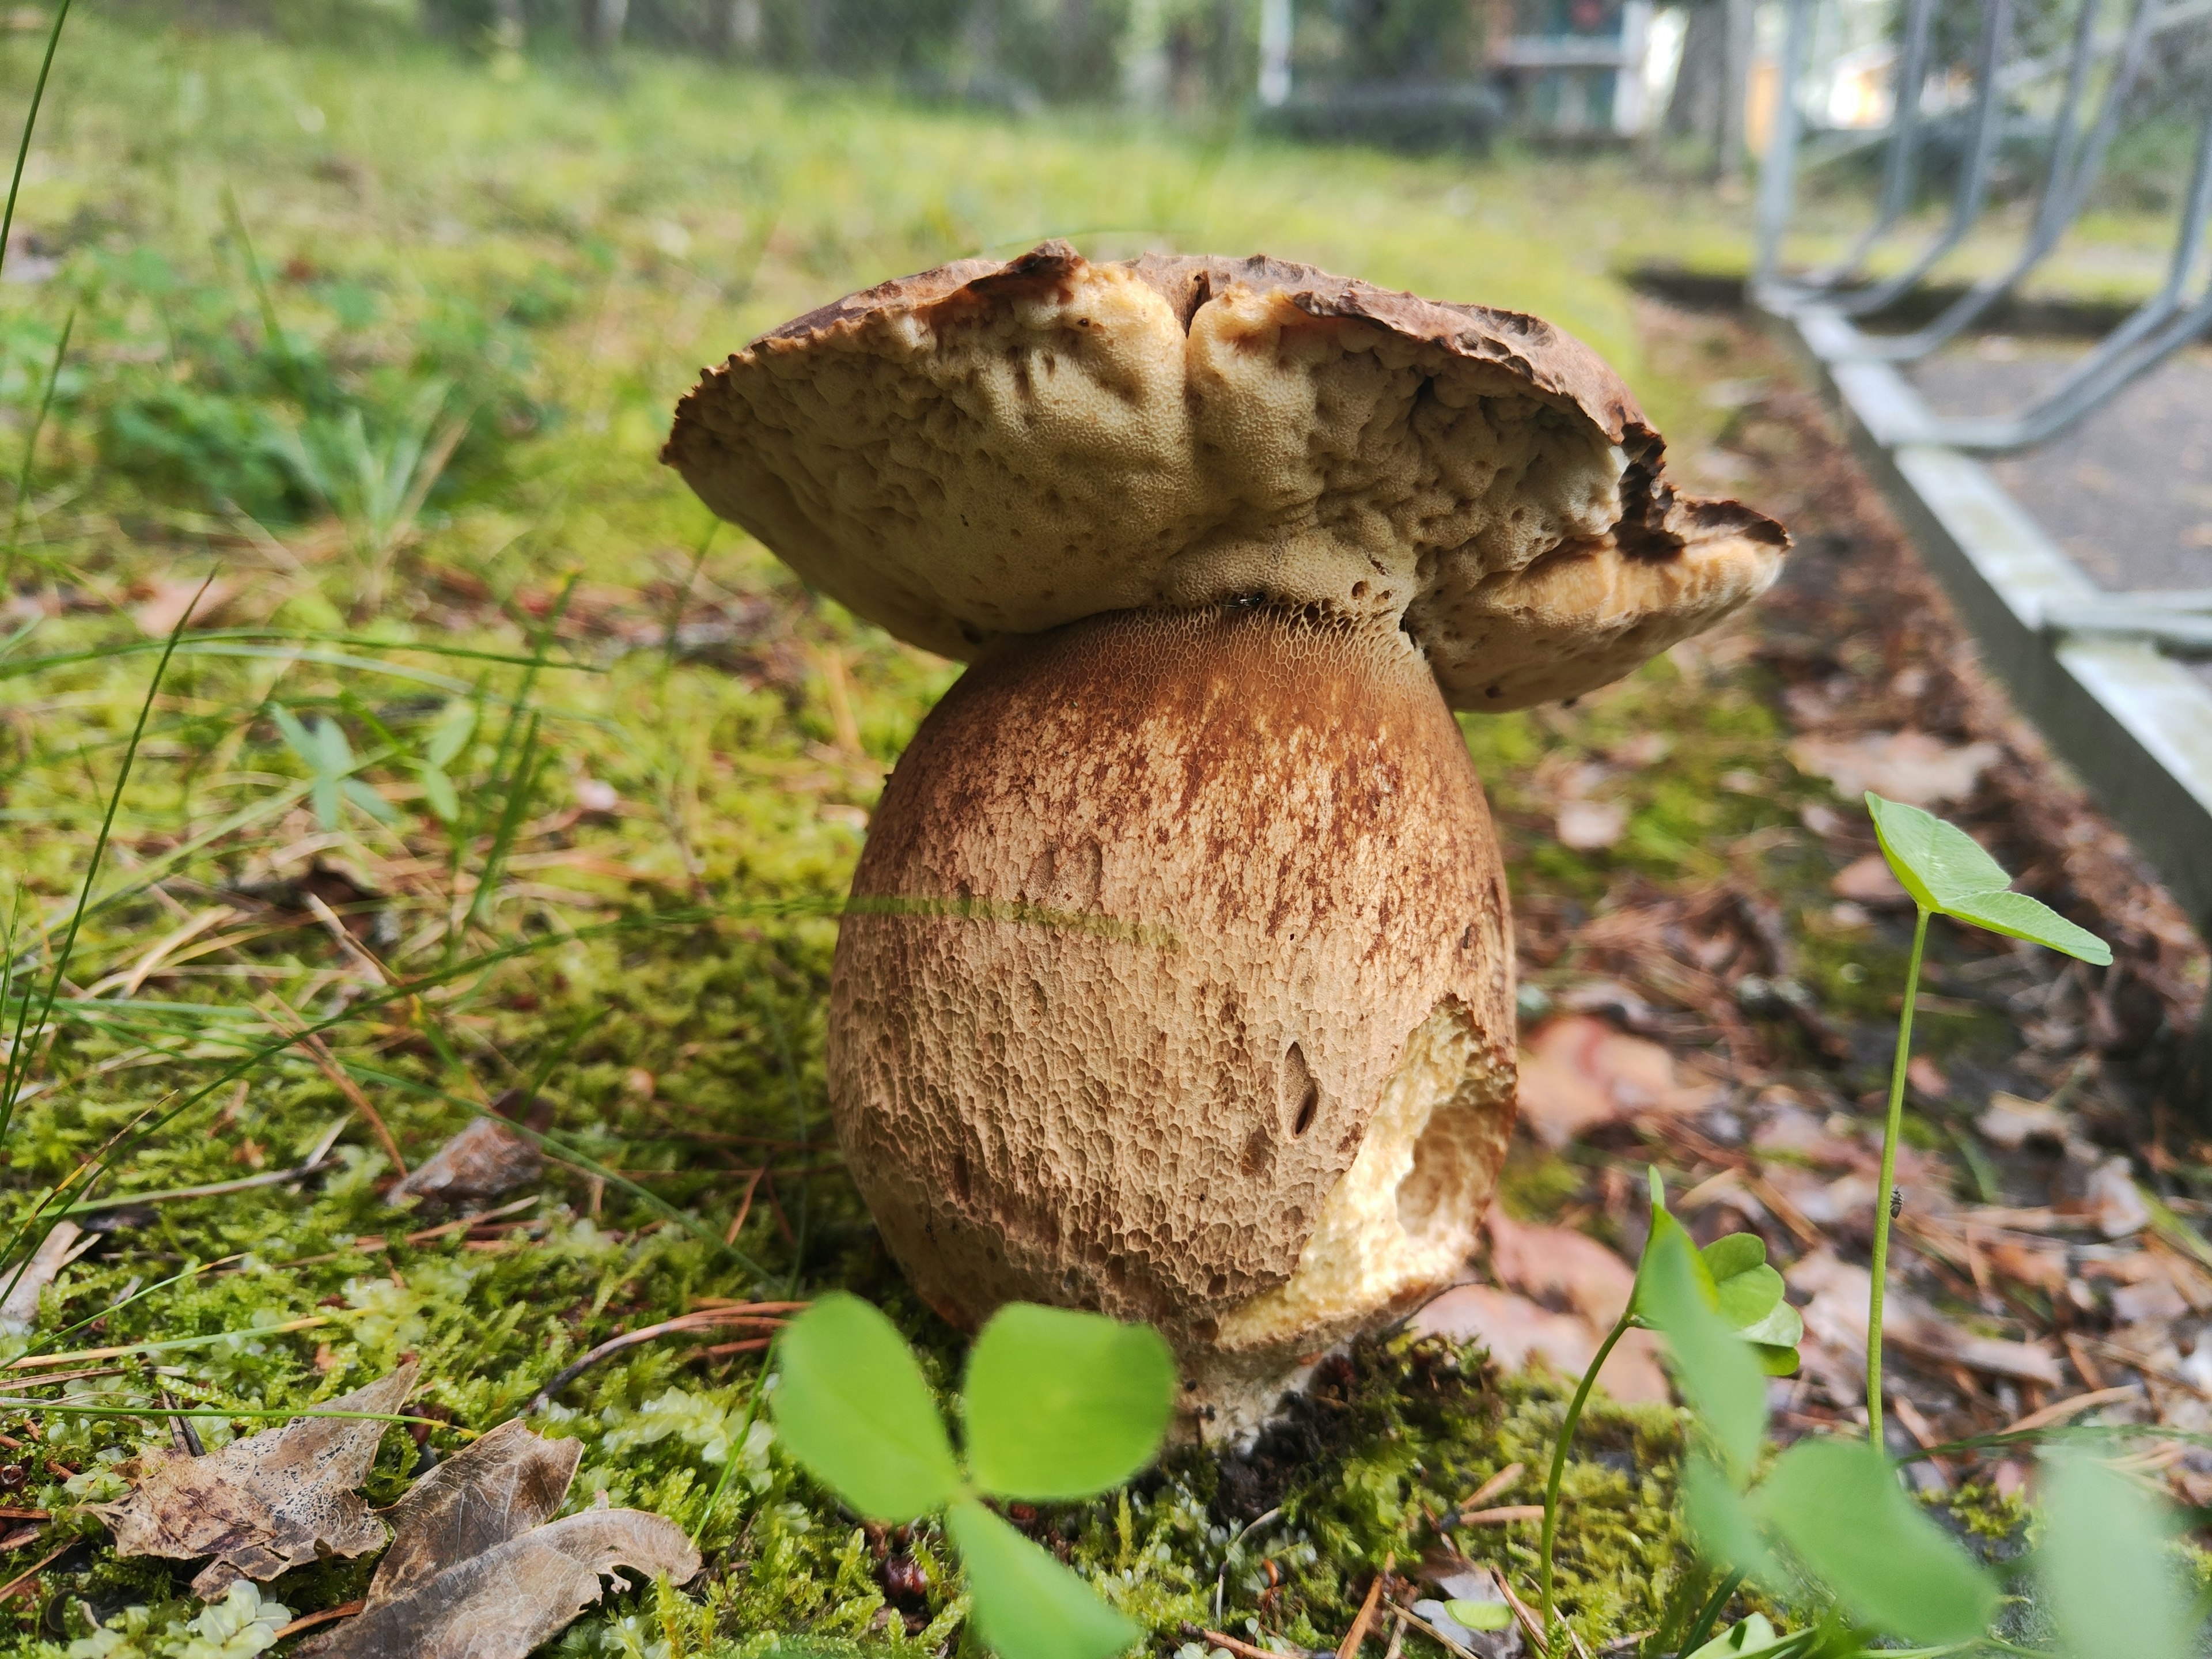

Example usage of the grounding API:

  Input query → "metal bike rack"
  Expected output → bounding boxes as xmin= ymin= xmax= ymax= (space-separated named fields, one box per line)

xmin=1749 ymin=0 xmax=2212 ymax=954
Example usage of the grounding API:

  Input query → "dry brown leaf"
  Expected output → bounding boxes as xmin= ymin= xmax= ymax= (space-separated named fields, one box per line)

xmin=301 ymin=1508 xmax=699 ymax=1658
xmin=1484 ymin=1213 xmax=1635 ymax=1329
xmin=1749 ymin=1102 xmax=1868 ymax=1170
xmin=1787 ymin=731 xmax=2002 ymax=808
xmin=133 ymin=576 xmax=236 ymax=639
xmin=1415 ymin=1285 xmax=1596 ymax=1375
xmin=1787 ymin=1251 xmax=2061 ymax=1391
xmin=363 ymin=1418 xmax=579 ymax=1610
xmin=1515 ymin=1015 xmax=1718 ymax=1148
xmin=390 ymin=1118 xmax=543 ymax=1207
xmin=1830 ymin=851 xmax=1910 ymax=905
xmin=95 ymin=1363 xmax=415 ymax=1599
xmin=1977 ymin=1092 xmax=2071 ymax=1150
xmin=1414 ymin=1283 xmax=1669 ymax=1405
xmin=1555 ymin=800 xmax=1627 ymax=851
xmin=1982 ymin=1235 xmax=2068 ymax=1296
xmin=298 ymin=1413 xmax=696 ymax=1659
xmin=0 ymin=1222 xmax=93 ymax=1335
xmin=2080 ymin=1157 xmax=2150 ymax=1240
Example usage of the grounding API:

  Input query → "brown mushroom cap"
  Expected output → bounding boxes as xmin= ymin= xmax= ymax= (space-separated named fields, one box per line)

xmin=664 ymin=241 xmax=1786 ymax=709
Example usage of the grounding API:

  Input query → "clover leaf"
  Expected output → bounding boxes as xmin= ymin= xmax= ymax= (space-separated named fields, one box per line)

xmin=1632 ymin=1172 xmax=1801 ymax=1380
xmin=771 ymin=1294 xmax=1173 ymax=1659
xmin=1865 ymin=792 xmax=2111 ymax=963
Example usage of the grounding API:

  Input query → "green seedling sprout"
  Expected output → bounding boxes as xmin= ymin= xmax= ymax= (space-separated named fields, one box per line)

xmin=1862 ymin=792 xmax=2109 ymax=1450
xmin=269 ymin=703 xmax=400 ymax=833
xmin=771 ymin=1293 xmax=1175 ymax=1659
xmin=1640 ymin=1214 xmax=1999 ymax=1657
xmin=1535 ymin=1170 xmax=1802 ymax=1649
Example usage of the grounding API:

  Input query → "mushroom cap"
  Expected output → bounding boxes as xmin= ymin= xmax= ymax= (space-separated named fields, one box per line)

xmin=827 ymin=603 xmax=1515 ymax=1412
xmin=665 ymin=241 xmax=1786 ymax=710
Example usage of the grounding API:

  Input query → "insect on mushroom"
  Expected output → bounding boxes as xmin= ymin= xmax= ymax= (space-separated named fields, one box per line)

xmin=665 ymin=243 xmax=1786 ymax=1437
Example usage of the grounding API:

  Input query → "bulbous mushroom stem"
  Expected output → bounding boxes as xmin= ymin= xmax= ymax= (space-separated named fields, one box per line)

xmin=827 ymin=604 xmax=1517 ymax=1438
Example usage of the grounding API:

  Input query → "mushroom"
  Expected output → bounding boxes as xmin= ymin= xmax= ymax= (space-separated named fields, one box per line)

xmin=665 ymin=244 xmax=1786 ymax=1435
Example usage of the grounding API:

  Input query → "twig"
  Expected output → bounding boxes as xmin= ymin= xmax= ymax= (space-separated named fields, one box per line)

xmin=273 ymin=1599 xmax=365 ymax=1639
xmin=1492 ymin=1569 xmax=1569 ymax=1656
xmin=4 ymin=1313 xmax=331 ymax=1369
xmin=1459 ymin=1504 xmax=1545 ymax=1526
xmin=1200 ymin=1628 xmax=1320 ymax=1659
xmin=63 ymin=1118 xmax=348 ymax=1215
xmin=691 ymin=1336 xmax=773 ymax=1362
xmin=1336 ymin=1555 xmax=1391 ymax=1658
xmin=1999 ymin=1383 xmax=2141 ymax=1435
xmin=303 ymin=892 xmax=392 ymax=986
xmin=724 ymin=1165 xmax=766 ymax=1246
xmin=1453 ymin=1461 xmax=1524 ymax=1517
xmin=260 ymin=992 xmax=407 ymax=1176
xmin=0 ymin=1537 xmax=72 ymax=1603
xmin=526 ymin=1305 xmax=800 ymax=1412
xmin=1214 ymin=1504 xmax=1287 ymax=1621
xmin=1390 ymin=1604 xmax=1480 ymax=1659
xmin=258 ymin=1195 xmax=543 ymax=1270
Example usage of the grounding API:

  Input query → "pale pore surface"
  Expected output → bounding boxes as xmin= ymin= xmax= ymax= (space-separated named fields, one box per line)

xmin=1217 ymin=998 xmax=1505 ymax=1352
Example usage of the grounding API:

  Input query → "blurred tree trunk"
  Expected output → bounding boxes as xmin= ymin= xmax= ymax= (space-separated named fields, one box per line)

xmin=1665 ymin=0 xmax=1749 ymax=179
xmin=1666 ymin=1 xmax=1724 ymax=139
xmin=588 ymin=0 xmax=628 ymax=50
xmin=1718 ymin=0 xmax=1751 ymax=181
xmin=722 ymin=0 xmax=763 ymax=55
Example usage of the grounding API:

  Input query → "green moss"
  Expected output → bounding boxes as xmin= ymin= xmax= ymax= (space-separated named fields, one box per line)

xmin=1498 ymin=1145 xmax=1590 ymax=1221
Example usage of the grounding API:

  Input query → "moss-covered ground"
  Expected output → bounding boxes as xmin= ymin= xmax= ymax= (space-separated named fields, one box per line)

xmin=0 ymin=13 xmax=2199 ymax=1657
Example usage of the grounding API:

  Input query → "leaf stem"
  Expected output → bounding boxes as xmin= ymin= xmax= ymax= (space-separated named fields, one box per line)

xmin=1868 ymin=904 xmax=1930 ymax=1450
xmin=1539 ymin=1308 xmax=1631 ymax=1650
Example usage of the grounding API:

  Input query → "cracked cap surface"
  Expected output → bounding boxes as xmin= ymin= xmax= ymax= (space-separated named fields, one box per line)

xmin=665 ymin=241 xmax=1787 ymax=710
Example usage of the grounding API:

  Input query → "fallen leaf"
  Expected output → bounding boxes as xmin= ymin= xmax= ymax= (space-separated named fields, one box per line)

xmin=1982 ymin=1236 xmax=2067 ymax=1296
xmin=306 ymin=1510 xmax=699 ymax=1658
xmin=391 ymin=1118 xmax=543 ymax=1207
xmin=1906 ymin=1055 xmax=1948 ymax=1099
xmin=300 ymin=1417 xmax=697 ymax=1658
xmin=1484 ymin=1213 xmax=1635 ymax=1329
xmin=2081 ymin=1157 xmax=2149 ymax=1240
xmin=2111 ymin=1276 xmax=2188 ymax=1326
xmin=1831 ymin=853 xmax=1910 ymax=905
xmin=134 ymin=576 xmax=236 ymax=639
xmin=1415 ymin=1283 xmax=1669 ymax=1404
xmin=0 ymin=1221 xmax=93 ymax=1335
xmin=1977 ymin=1092 xmax=2071 ymax=1150
xmin=1789 ymin=732 xmax=2001 ymax=809
xmin=1750 ymin=1103 xmax=1868 ymax=1170
xmin=96 ymin=1363 xmax=416 ymax=1599
xmin=1515 ymin=1016 xmax=1719 ymax=1148
xmin=1555 ymin=799 xmax=1628 ymax=851
xmin=362 ymin=1418 xmax=579 ymax=1611
xmin=1787 ymin=1251 xmax=2060 ymax=1391
xmin=1415 ymin=1285 xmax=1592 ymax=1373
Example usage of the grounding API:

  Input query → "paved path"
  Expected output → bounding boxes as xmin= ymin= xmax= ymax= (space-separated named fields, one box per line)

xmin=1909 ymin=340 xmax=2212 ymax=693
xmin=1909 ymin=341 xmax=2212 ymax=594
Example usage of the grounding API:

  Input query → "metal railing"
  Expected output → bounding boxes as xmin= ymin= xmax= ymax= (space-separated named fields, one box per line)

xmin=1750 ymin=0 xmax=2212 ymax=962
